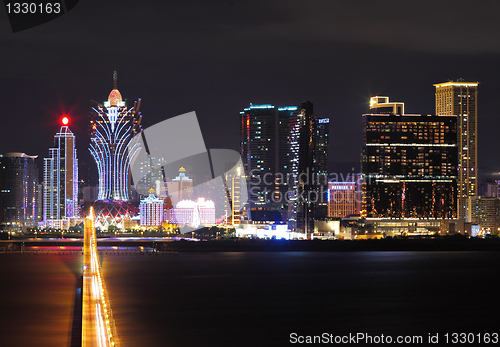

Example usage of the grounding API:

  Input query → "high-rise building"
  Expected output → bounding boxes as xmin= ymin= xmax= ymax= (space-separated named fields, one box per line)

xmin=139 ymin=189 xmax=164 ymax=226
xmin=292 ymin=101 xmax=329 ymax=234
xmin=240 ymin=102 xmax=329 ymax=234
xmin=434 ymin=81 xmax=479 ymax=220
xmin=313 ymin=117 xmax=329 ymax=218
xmin=277 ymin=106 xmax=301 ymax=228
xmin=89 ymin=71 xmax=142 ymax=201
xmin=240 ymin=104 xmax=277 ymax=206
xmin=362 ymin=108 xmax=458 ymax=220
xmin=0 ymin=153 xmax=39 ymax=231
xmin=43 ymin=122 xmax=78 ymax=224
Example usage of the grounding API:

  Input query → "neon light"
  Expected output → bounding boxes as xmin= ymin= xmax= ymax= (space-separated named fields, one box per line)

xmin=243 ymin=104 xmax=275 ymax=110
xmin=366 ymin=143 xmax=456 ymax=147
xmin=318 ymin=118 xmax=329 ymax=124
xmin=89 ymin=88 xmax=142 ymax=201
xmin=434 ymin=82 xmax=479 ymax=88
xmin=278 ymin=106 xmax=298 ymax=111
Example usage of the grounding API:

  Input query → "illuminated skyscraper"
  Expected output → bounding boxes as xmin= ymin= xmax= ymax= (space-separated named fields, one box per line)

xmin=89 ymin=71 xmax=142 ymax=201
xmin=43 ymin=121 xmax=79 ymax=224
xmin=282 ymin=102 xmax=329 ymax=234
xmin=361 ymin=108 xmax=458 ymax=220
xmin=434 ymin=81 xmax=479 ymax=220
xmin=0 ymin=153 xmax=39 ymax=231
xmin=240 ymin=104 xmax=277 ymax=205
xmin=241 ymin=102 xmax=329 ymax=234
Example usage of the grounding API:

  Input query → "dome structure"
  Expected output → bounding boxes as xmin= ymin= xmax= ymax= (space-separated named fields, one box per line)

xmin=107 ymin=88 xmax=123 ymax=107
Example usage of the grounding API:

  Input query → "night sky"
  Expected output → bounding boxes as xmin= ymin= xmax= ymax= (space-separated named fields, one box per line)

xmin=1 ymin=0 xmax=500 ymax=184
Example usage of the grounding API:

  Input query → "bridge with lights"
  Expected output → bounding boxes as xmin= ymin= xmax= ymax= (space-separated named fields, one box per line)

xmin=82 ymin=207 xmax=119 ymax=347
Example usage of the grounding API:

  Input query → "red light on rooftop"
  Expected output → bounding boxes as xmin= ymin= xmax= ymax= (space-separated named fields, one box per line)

xmin=62 ymin=116 xmax=69 ymax=125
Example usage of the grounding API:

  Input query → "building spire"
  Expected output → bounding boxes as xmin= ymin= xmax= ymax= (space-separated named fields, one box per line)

xmin=113 ymin=70 xmax=117 ymax=89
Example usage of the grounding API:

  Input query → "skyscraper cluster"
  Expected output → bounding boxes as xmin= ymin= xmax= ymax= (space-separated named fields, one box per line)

xmin=358 ymin=81 xmax=482 ymax=235
xmin=240 ymin=101 xmax=329 ymax=234
xmin=1 ymin=76 xmax=497 ymax=237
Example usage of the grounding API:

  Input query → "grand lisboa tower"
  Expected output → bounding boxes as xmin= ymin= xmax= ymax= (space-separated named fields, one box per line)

xmin=89 ymin=71 xmax=142 ymax=228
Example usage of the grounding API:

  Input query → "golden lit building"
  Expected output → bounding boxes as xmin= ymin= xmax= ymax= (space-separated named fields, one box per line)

xmin=361 ymin=112 xmax=458 ymax=220
xmin=435 ymin=81 xmax=479 ymax=221
xmin=328 ymin=182 xmax=359 ymax=218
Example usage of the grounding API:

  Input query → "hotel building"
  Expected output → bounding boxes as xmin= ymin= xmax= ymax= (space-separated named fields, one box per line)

xmin=362 ymin=97 xmax=458 ymax=233
xmin=139 ymin=190 xmax=164 ymax=226
xmin=434 ymin=81 xmax=479 ymax=220
xmin=89 ymin=71 xmax=142 ymax=201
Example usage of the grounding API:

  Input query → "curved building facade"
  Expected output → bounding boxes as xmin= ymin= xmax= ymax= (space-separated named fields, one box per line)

xmin=89 ymin=71 xmax=142 ymax=201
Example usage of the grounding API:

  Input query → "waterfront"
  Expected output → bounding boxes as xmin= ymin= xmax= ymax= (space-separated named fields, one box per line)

xmin=1 ymin=251 xmax=499 ymax=346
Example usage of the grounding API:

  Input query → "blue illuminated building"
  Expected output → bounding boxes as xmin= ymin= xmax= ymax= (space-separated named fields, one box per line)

xmin=89 ymin=71 xmax=142 ymax=201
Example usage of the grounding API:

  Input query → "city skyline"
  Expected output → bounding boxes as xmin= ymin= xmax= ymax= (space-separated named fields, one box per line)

xmin=2 ymin=3 xmax=500 ymax=346
xmin=1 ymin=1 xmax=500 ymax=186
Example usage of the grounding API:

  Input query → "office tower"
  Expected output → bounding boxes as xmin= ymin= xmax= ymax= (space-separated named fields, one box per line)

xmin=434 ymin=81 xmax=479 ymax=220
xmin=277 ymin=101 xmax=329 ymax=233
xmin=139 ymin=189 xmax=164 ymax=226
xmin=328 ymin=182 xmax=359 ymax=218
xmin=44 ymin=122 xmax=79 ymax=224
xmin=89 ymin=71 xmax=142 ymax=201
xmin=277 ymin=106 xmax=300 ymax=228
xmin=362 ymin=108 xmax=458 ymax=220
xmin=0 ymin=153 xmax=39 ymax=231
xmin=240 ymin=104 xmax=277 ymax=206
xmin=314 ymin=117 xmax=329 ymax=218
xmin=241 ymin=102 xmax=329 ymax=234
xmin=167 ymin=167 xmax=194 ymax=205
xmin=295 ymin=101 xmax=321 ymax=234
xmin=471 ymin=196 xmax=499 ymax=233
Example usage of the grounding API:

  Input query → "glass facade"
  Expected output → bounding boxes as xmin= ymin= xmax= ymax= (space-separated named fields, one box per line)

xmin=0 ymin=153 xmax=39 ymax=230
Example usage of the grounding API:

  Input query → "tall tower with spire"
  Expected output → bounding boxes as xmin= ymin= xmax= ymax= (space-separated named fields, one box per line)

xmin=89 ymin=71 xmax=143 ymax=201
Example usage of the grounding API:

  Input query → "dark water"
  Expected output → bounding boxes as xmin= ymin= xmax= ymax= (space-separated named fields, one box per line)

xmin=1 ymin=252 xmax=499 ymax=346
xmin=102 ymin=252 xmax=500 ymax=347
xmin=0 ymin=254 xmax=82 ymax=347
